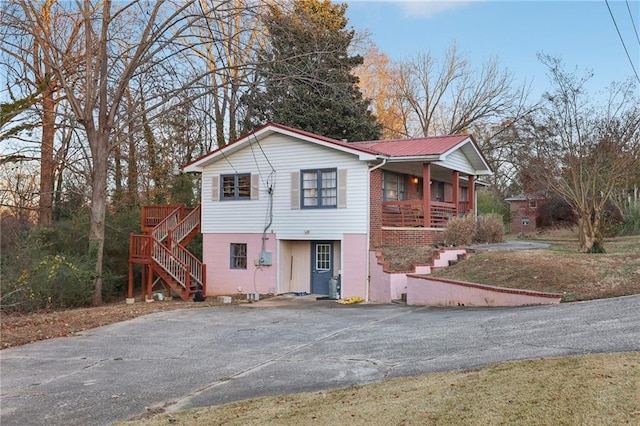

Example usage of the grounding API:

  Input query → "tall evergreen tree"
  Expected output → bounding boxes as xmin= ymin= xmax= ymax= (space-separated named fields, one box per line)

xmin=242 ymin=0 xmax=381 ymax=141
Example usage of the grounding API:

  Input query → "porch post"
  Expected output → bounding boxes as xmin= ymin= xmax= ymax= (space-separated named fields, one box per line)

xmin=468 ymin=175 xmax=475 ymax=216
xmin=452 ymin=171 xmax=459 ymax=215
xmin=422 ymin=163 xmax=431 ymax=227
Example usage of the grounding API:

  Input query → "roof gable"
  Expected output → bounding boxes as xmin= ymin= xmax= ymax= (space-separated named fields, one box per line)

xmin=182 ymin=123 xmax=378 ymax=172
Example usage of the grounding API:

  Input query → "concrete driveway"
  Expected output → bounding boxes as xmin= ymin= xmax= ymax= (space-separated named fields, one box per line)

xmin=1 ymin=294 xmax=639 ymax=426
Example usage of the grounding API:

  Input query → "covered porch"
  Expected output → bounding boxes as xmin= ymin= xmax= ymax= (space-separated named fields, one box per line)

xmin=379 ymin=163 xmax=476 ymax=229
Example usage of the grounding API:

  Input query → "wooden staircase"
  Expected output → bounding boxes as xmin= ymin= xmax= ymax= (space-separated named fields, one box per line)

xmin=128 ymin=204 xmax=205 ymax=302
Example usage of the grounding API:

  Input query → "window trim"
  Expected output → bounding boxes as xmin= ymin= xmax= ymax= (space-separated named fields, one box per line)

xmin=221 ymin=173 xmax=251 ymax=201
xmin=230 ymin=243 xmax=247 ymax=269
xmin=300 ymin=168 xmax=338 ymax=209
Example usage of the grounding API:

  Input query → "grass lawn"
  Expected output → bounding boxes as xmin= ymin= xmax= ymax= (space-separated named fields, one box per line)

xmin=119 ymin=352 xmax=640 ymax=425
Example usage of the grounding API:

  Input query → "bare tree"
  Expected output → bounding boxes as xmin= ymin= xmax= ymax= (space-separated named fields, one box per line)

xmin=518 ymin=56 xmax=640 ymax=252
xmin=3 ymin=0 xmax=223 ymax=304
xmin=0 ymin=0 xmax=77 ymax=225
xmin=393 ymin=43 xmax=526 ymax=137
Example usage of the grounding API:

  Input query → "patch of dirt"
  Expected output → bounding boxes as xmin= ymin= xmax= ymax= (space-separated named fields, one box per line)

xmin=0 ymin=294 xmax=271 ymax=350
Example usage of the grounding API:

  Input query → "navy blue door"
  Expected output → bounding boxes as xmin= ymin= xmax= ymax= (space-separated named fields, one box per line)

xmin=311 ymin=242 xmax=332 ymax=294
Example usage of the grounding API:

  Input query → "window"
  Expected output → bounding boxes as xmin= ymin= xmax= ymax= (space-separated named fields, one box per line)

xmin=383 ymin=172 xmax=405 ymax=201
xmin=528 ymin=199 xmax=537 ymax=208
xmin=221 ymin=174 xmax=251 ymax=200
xmin=522 ymin=218 xmax=530 ymax=226
xmin=460 ymin=187 xmax=468 ymax=201
xmin=230 ymin=243 xmax=247 ymax=269
xmin=435 ymin=181 xmax=445 ymax=202
xmin=301 ymin=169 xmax=337 ymax=208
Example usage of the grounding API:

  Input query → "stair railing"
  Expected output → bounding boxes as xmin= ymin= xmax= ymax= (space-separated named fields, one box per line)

xmin=171 ymin=205 xmax=200 ymax=243
xmin=172 ymin=243 xmax=203 ymax=290
xmin=152 ymin=237 xmax=190 ymax=290
xmin=152 ymin=206 xmax=182 ymax=243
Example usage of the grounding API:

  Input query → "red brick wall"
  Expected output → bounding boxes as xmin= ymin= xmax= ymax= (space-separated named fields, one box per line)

xmin=370 ymin=168 xmax=384 ymax=247
xmin=509 ymin=200 xmax=539 ymax=234
xmin=380 ymin=228 xmax=444 ymax=247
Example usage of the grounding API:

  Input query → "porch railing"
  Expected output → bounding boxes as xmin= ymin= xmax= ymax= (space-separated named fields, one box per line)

xmin=141 ymin=205 xmax=184 ymax=231
xmin=381 ymin=200 xmax=470 ymax=228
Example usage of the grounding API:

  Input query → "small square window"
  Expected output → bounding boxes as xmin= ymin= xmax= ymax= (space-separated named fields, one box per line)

xmin=522 ymin=218 xmax=530 ymax=226
xmin=222 ymin=174 xmax=251 ymax=200
xmin=230 ymin=243 xmax=247 ymax=269
xmin=528 ymin=200 xmax=537 ymax=208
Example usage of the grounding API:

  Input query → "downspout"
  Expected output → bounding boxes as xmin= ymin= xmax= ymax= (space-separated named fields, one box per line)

xmin=365 ymin=158 xmax=387 ymax=302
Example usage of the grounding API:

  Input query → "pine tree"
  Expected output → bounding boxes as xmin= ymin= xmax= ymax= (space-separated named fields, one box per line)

xmin=242 ymin=0 xmax=381 ymax=141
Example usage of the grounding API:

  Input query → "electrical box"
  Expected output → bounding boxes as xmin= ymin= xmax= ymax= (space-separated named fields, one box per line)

xmin=259 ymin=251 xmax=273 ymax=265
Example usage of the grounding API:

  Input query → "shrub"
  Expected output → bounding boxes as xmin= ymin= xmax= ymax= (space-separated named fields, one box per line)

xmin=443 ymin=215 xmax=476 ymax=246
xmin=1 ymin=253 xmax=96 ymax=313
xmin=536 ymin=197 xmax=577 ymax=229
xmin=475 ymin=213 xmax=504 ymax=243
xmin=619 ymin=202 xmax=640 ymax=236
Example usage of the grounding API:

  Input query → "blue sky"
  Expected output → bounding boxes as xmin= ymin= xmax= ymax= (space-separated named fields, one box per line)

xmin=342 ymin=0 xmax=640 ymax=102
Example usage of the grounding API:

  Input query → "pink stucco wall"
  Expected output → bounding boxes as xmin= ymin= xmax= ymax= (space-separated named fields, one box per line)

xmin=406 ymin=275 xmax=563 ymax=306
xmin=342 ymin=234 xmax=368 ymax=299
xmin=368 ymin=251 xmax=408 ymax=303
xmin=202 ymin=233 xmax=277 ymax=295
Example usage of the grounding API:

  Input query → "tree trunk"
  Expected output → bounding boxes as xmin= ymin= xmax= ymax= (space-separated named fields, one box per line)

xmin=577 ymin=212 xmax=600 ymax=253
xmin=38 ymin=84 xmax=56 ymax=225
xmin=89 ymin=132 xmax=109 ymax=306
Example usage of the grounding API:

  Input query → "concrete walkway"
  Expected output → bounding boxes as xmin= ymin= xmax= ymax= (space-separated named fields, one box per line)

xmin=1 ymin=294 xmax=638 ymax=426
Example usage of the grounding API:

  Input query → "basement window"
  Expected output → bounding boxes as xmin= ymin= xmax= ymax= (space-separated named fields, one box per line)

xmin=230 ymin=243 xmax=247 ymax=269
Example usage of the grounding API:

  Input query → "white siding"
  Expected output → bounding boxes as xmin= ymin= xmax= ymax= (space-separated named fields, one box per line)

xmin=437 ymin=149 xmax=476 ymax=175
xmin=200 ymin=134 xmax=369 ymax=238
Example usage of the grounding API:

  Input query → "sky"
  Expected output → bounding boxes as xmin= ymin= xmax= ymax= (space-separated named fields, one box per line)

xmin=342 ymin=0 xmax=640 ymax=102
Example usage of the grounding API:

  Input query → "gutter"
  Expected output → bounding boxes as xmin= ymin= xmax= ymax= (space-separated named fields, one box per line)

xmin=365 ymin=158 xmax=387 ymax=302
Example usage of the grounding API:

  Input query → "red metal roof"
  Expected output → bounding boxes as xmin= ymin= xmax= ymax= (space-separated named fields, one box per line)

xmin=350 ymin=135 xmax=470 ymax=157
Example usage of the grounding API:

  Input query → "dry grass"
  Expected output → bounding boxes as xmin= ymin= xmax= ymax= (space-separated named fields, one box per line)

xmin=379 ymin=245 xmax=438 ymax=271
xmin=433 ymin=232 xmax=640 ymax=301
xmin=119 ymin=352 xmax=640 ymax=426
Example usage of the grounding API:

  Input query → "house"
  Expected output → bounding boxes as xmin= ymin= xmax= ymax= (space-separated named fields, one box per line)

xmin=173 ymin=123 xmax=492 ymax=301
xmin=505 ymin=192 xmax=547 ymax=234
xmin=127 ymin=123 xmax=493 ymax=303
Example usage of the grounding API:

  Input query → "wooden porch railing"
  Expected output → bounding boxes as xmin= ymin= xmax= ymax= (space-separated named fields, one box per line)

xmin=142 ymin=205 xmax=184 ymax=232
xmin=382 ymin=200 xmax=470 ymax=228
xmin=381 ymin=200 xmax=424 ymax=227
xmin=130 ymin=234 xmax=152 ymax=262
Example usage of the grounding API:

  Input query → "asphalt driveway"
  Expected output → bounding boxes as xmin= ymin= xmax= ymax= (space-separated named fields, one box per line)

xmin=1 ymin=294 xmax=639 ymax=426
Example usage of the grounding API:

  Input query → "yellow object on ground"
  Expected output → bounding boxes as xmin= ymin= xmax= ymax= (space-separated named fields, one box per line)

xmin=338 ymin=296 xmax=364 ymax=305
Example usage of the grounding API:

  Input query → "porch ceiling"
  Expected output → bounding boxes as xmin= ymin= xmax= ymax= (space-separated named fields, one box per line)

xmin=381 ymin=163 xmax=469 ymax=183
